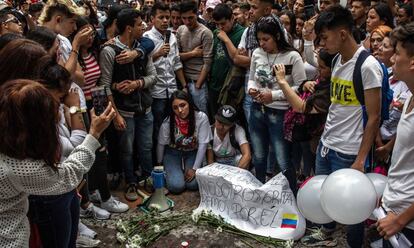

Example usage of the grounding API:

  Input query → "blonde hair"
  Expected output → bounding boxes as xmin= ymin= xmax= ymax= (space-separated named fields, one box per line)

xmin=38 ymin=0 xmax=85 ymax=25
xmin=370 ymin=25 xmax=393 ymax=39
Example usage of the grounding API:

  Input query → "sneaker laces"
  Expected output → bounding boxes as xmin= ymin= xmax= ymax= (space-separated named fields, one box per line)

xmin=107 ymin=196 xmax=122 ymax=207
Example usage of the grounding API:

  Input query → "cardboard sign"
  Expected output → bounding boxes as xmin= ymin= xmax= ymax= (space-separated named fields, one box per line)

xmin=195 ymin=163 xmax=306 ymax=240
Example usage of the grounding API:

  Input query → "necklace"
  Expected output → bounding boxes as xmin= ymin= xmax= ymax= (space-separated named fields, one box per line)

xmin=266 ymin=52 xmax=279 ymax=71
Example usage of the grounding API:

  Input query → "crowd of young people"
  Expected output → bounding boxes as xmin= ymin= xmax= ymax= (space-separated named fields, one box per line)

xmin=0 ymin=0 xmax=413 ymax=246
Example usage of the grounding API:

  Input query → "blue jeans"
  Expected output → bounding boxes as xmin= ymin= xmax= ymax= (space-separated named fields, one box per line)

xmin=243 ymin=96 xmax=276 ymax=174
xmin=188 ymin=80 xmax=208 ymax=114
xmin=163 ymin=147 xmax=198 ymax=194
xmin=249 ymin=103 xmax=293 ymax=183
xmin=243 ymin=93 xmax=253 ymax=126
xmin=118 ymin=111 xmax=153 ymax=184
xmin=28 ymin=190 xmax=79 ymax=248
xmin=315 ymin=142 xmax=365 ymax=248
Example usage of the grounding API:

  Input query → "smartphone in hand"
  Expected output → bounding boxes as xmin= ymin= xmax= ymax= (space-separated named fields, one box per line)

xmin=284 ymin=64 xmax=293 ymax=75
xmin=272 ymin=64 xmax=293 ymax=76
xmin=91 ymin=86 xmax=108 ymax=116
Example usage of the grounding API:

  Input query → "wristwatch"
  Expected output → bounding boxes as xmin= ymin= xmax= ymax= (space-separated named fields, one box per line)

xmin=69 ymin=106 xmax=82 ymax=114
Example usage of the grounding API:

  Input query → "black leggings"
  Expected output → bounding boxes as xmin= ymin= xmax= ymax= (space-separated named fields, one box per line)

xmin=88 ymin=148 xmax=111 ymax=201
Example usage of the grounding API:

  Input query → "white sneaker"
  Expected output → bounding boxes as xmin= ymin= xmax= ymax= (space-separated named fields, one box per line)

xmin=78 ymin=221 xmax=97 ymax=239
xmin=89 ymin=190 xmax=102 ymax=203
xmin=100 ymin=196 xmax=129 ymax=213
xmin=80 ymin=203 xmax=111 ymax=220
xmin=76 ymin=235 xmax=101 ymax=247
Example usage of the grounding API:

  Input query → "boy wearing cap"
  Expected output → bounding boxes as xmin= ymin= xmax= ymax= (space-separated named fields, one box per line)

xmin=207 ymin=105 xmax=251 ymax=169
xmin=199 ymin=0 xmax=220 ymax=31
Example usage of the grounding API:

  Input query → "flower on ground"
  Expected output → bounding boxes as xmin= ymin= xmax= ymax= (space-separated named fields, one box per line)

xmin=216 ymin=226 xmax=223 ymax=233
xmin=116 ymin=232 xmax=127 ymax=243
xmin=153 ymin=224 xmax=161 ymax=233
xmin=126 ymin=243 xmax=141 ymax=248
xmin=191 ymin=209 xmax=203 ymax=223
xmin=116 ymin=219 xmax=128 ymax=233
xmin=283 ymin=239 xmax=294 ymax=248
xmin=130 ymin=234 xmax=143 ymax=244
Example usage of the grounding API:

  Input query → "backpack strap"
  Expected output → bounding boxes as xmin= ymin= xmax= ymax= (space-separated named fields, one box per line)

xmin=331 ymin=53 xmax=340 ymax=71
xmin=209 ymin=125 xmax=215 ymax=146
xmin=352 ymin=49 xmax=370 ymax=107
xmin=352 ymin=50 xmax=377 ymax=170
xmin=229 ymin=125 xmax=240 ymax=152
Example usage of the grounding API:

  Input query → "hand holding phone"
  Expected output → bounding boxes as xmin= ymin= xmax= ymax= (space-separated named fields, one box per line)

xmin=91 ymin=86 xmax=108 ymax=116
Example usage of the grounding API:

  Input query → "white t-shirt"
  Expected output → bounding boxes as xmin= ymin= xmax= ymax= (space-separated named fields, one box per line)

xmin=158 ymin=111 xmax=212 ymax=150
xmin=57 ymin=34 xmax=87 ymax=109
xmin=382 ymin=95 xmax=414 ymax=230
xmin=247 ymin=48 xmax=306 ymax=110
xmin=212 ymin=124 xmax=248 ymax=159
xmin=321 ymin=46 xmax=383 ymax=155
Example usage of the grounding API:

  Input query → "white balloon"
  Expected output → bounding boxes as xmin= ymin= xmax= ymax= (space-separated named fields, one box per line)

xmin=366 ymin=173 xmax=388 ymax=201
xmin=297 ymin=175 xmax=333 ymax=224
xmin=320 ymin=169 xmax=377 ymax=225
xmin=366 ymin=173 xmax=388 ymax=220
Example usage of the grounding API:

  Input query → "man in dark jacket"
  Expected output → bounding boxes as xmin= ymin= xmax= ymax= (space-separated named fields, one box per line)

xmin=99 ymin=8 xmax=157 ymax=201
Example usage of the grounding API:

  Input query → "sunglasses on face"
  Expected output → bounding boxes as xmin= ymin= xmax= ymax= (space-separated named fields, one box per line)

xmin=3 ymin=17 xmax=20 ymax=25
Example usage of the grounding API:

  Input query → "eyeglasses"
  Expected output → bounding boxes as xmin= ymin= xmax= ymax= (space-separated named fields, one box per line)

xmin=2 ymin=17 xmax=20 ymax=25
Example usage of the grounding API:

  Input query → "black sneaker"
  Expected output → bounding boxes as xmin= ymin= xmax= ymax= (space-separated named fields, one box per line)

xmin=109 ymin=172 xmax=122 ymax=190
xmin=301 ymin=228 xmax=338 ymax=247
xmin=124 ymin=183 xmax=138 ymax=201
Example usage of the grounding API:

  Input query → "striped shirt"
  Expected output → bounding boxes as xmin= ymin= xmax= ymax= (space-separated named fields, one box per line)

xmin=81 ymin=53 xmax=101 ymax=99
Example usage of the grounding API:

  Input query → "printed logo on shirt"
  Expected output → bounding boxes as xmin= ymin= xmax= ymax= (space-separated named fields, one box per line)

xmin=256 ymin=64 xmax=275 ymax=88
xmin=216 ymin=42 xmax=226 ymax=60
xmin=330 ymin=77 xmax=359 ymax=106
xmin=171 ymin=127 xmax=198 ymax=151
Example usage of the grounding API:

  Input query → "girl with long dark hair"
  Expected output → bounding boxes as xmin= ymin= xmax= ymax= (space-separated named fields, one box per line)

xmin=157 ymin=90 xmax=212 ymax=194
xmin=247 ymin=15 xmax=306 ymax=190
xmin=74 ymin=16 xmax=129 ymax=215
xmin=274 ymin=49 xmax=336 ymax=177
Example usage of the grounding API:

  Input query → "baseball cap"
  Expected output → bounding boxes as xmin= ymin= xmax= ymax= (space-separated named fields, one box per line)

xmin=215 ymin=105 xmax=237 ymax=125
xmin=205 ymin=0 xmax=221 ymax=10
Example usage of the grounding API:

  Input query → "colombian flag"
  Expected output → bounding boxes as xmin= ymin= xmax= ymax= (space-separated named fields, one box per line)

xmin=281 ymin=213 xmax=298 ymax=229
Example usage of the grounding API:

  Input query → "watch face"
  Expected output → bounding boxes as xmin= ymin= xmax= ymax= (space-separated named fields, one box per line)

xmin=69 ymin=106 xmax=78 ymax=114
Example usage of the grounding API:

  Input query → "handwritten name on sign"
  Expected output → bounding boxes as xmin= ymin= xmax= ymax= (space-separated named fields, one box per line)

xmin=195 ymin=163 xmax=305 ymax=240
